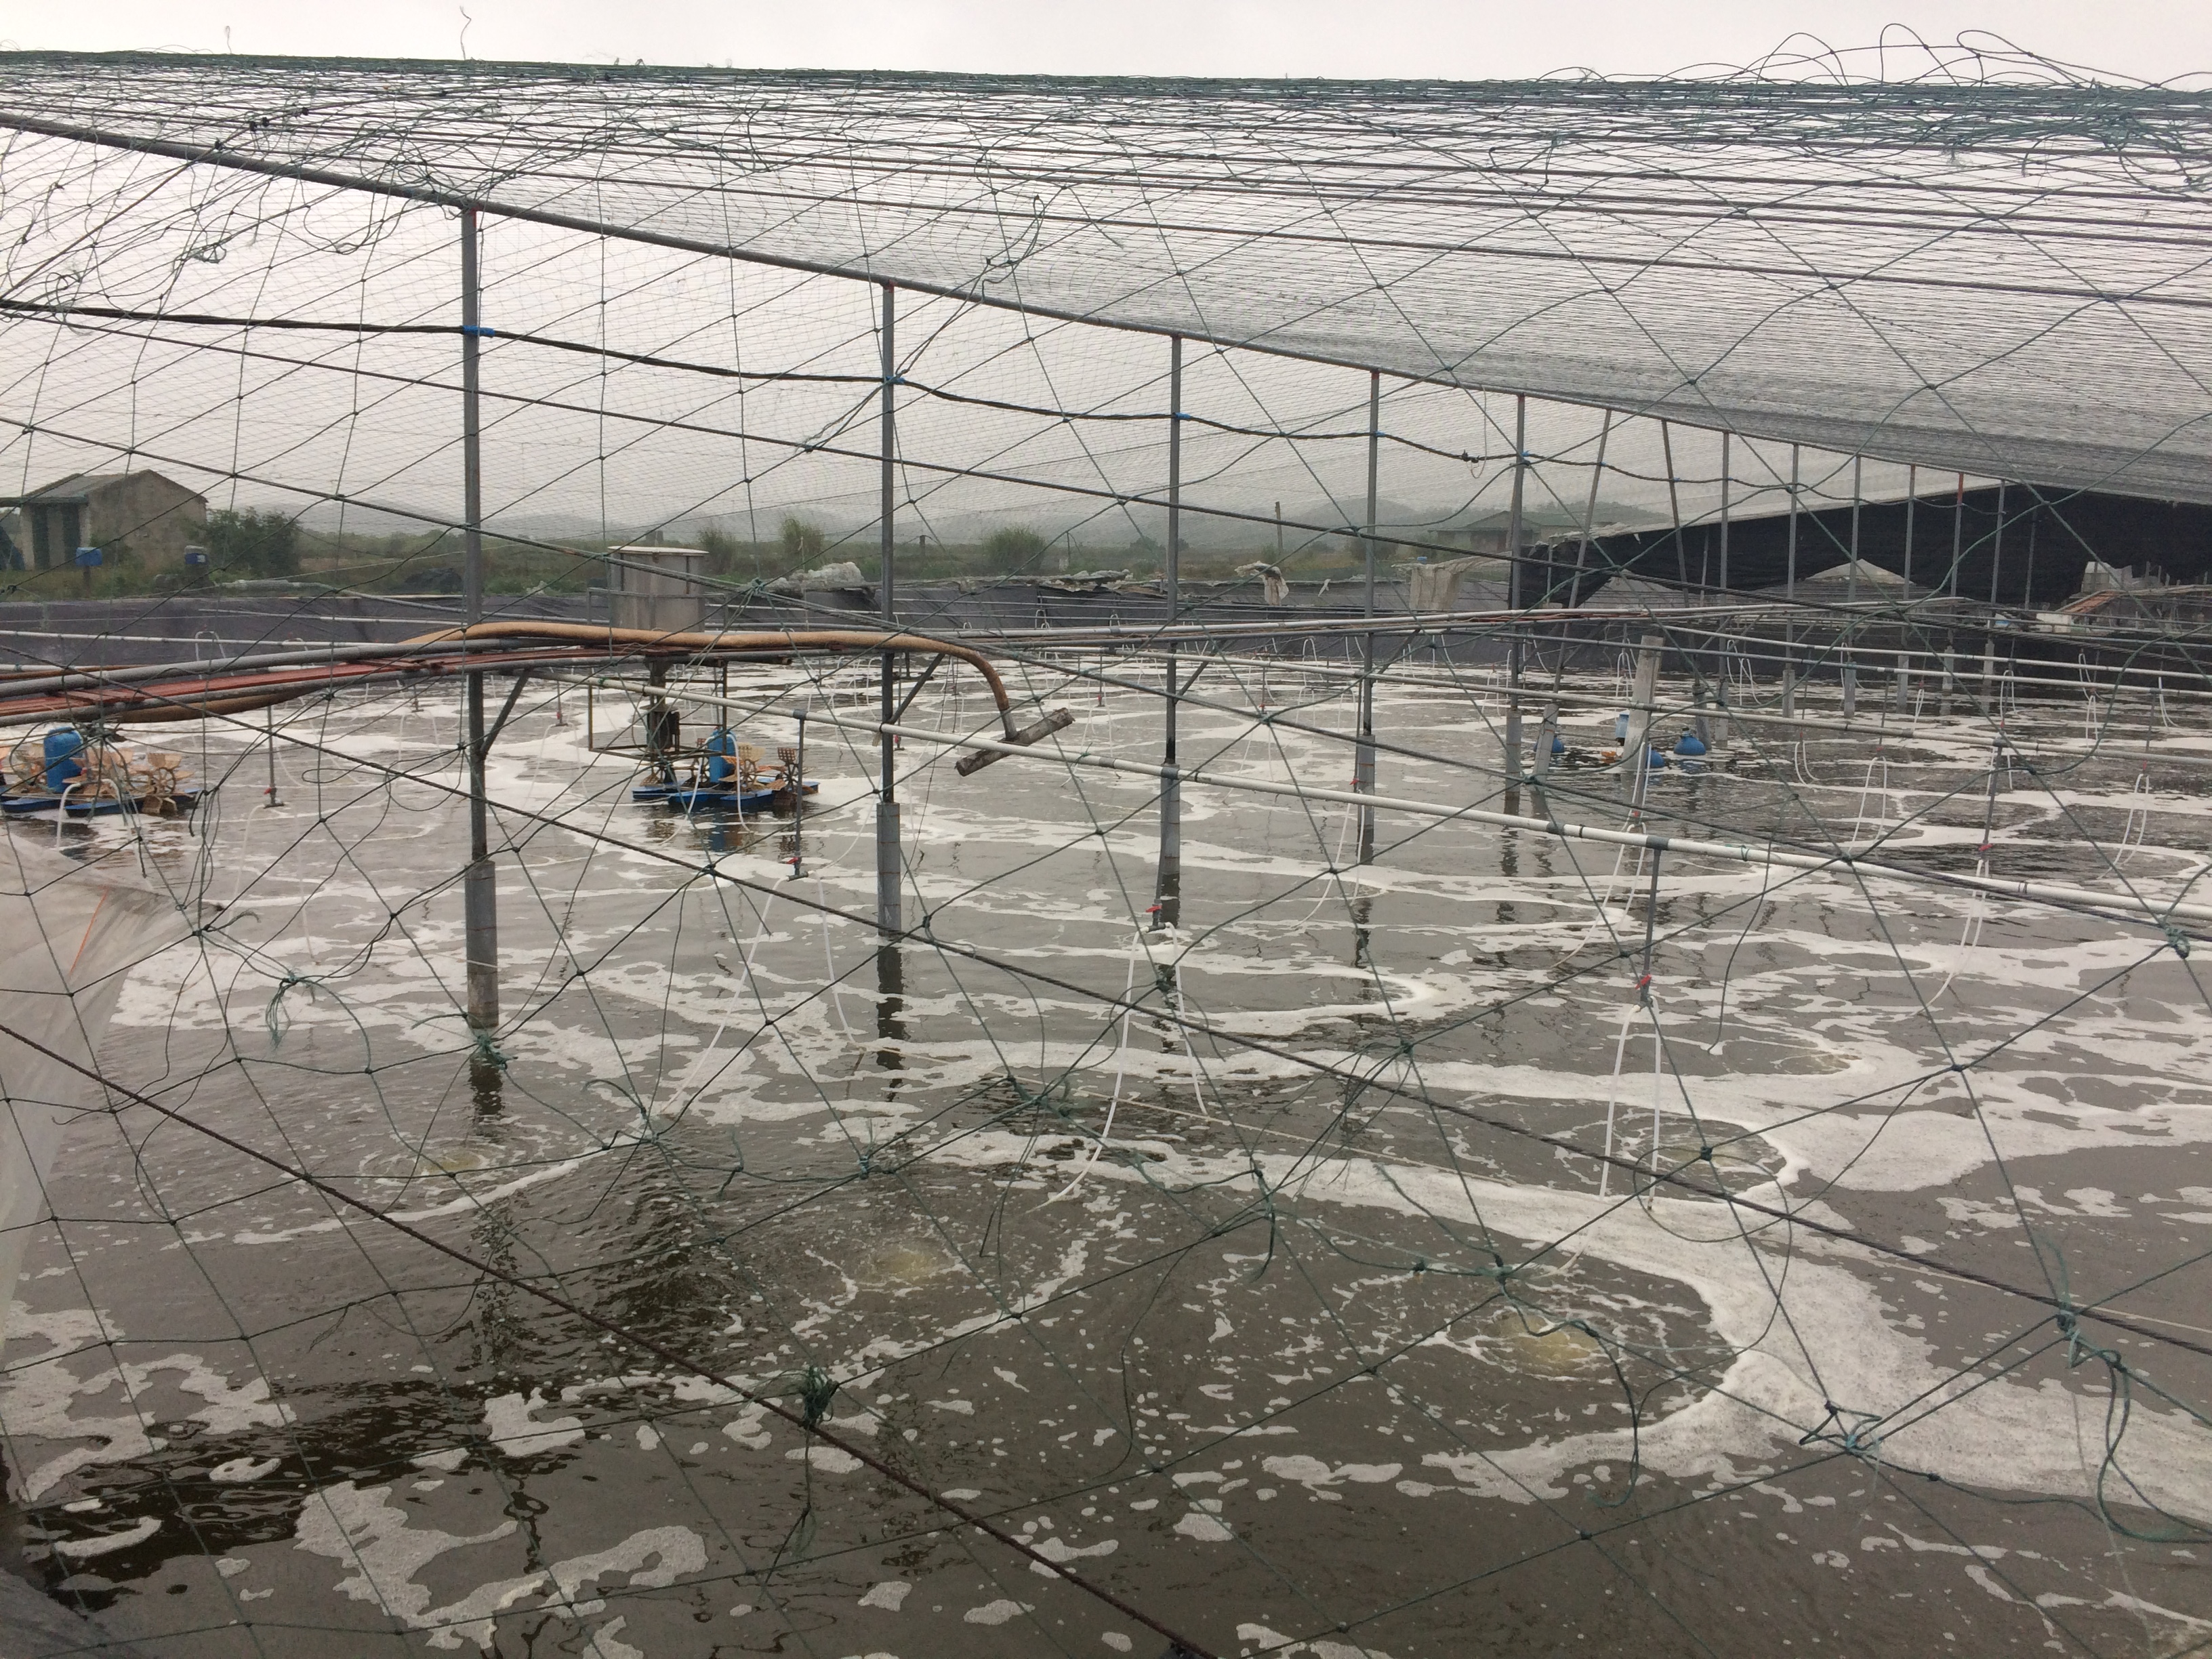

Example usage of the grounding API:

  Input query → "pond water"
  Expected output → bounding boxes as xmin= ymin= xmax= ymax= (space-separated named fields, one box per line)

xmin=3 ymin=658 xmax=2210 ymax=1658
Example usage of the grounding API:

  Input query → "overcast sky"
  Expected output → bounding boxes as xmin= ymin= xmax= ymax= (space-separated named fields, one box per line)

xmin=1 ymin=1 xmax=2205 ymax=85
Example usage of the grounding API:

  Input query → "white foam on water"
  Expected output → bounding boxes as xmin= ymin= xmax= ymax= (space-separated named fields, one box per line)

xmin=292 ymin=1477 xmax=705 ymax=1651
xmin=481 ymin=1389 xmax=586 ymax=1458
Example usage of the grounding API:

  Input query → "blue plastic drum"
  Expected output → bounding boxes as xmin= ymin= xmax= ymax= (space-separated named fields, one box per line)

xmin=42 ymin=728 xmax=84 ymax=794
xmin=703 ymin=727 xmax=737 ymax=785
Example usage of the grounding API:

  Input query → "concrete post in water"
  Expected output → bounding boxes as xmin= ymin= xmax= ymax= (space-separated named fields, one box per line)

xmin=1355 ymin=369 xmax=1380 ymax=864
xmin=877 ymin=281 xmax=901 ymax=937
xmin=1941 ymin=648 xmax=1957 ymax=717
xmin=1154 ymin=335 xmax=1183 ymax=928
xmin=459 ymin=204 xmax=500 ymax=1099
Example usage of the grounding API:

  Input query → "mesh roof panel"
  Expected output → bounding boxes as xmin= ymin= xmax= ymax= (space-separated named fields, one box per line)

xmin=1 ymin=54 xmax=2209 ymax=498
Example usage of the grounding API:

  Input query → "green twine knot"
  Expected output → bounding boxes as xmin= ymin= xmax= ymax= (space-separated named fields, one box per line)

xmin=798 ymin=1364 xmax=838 ymax=1429
xmin=265 ymin=972 xmax=316 ymax=1048
xmin=2164 ymin=924 xmax=2191 ymax=960
xmin=470 ymin=1028 xmax=508 ymax=1073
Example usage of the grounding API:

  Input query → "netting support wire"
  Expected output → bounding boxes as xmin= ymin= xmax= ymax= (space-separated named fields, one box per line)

xmin=459 ymin=202 xmax=501 ymax=1105
xmin=876 ymin=281 xmax=901 ymax=938
xmin=1154 ymin=333 xmax=1184 ymax=929
xmin=1504 ymin=393 xmax=1529 ymax=802
xmin=1355 ymin=369 xmax=1380 ymax=865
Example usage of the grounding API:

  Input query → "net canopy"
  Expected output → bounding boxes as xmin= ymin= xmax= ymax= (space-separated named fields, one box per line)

xmin=0 ymin=50 xmax=2209 ymax=501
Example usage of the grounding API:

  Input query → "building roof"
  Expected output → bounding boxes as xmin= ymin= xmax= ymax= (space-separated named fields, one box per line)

xmin=11 ymin=470 xmax=204 ymax=506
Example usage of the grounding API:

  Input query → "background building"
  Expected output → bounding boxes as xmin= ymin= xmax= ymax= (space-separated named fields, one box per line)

xmin=0 ymin=470 xmax=208 ymax=571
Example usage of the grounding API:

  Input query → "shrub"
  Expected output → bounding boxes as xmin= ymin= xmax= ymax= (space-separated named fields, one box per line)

xmin=205 ymin=507 xmax=301 ymax=577
xmin=983 ymin=525 xmax=1048 ymax=566
xmin=777 ymin=516 xmax=827 ymax=562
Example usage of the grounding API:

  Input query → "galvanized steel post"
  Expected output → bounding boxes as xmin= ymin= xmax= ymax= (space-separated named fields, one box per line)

xmin=877 ymin=281 xmax=901 ymax=938
xmin=1154 ymin=335 xmax=1183 ymax=928
xmin=1354 ymin=369 xmax=1379 ymax=864
xmin=1782 ymin=444 xmax=1799 ymax=718
xmin=459 ymin=203 xmax=499 ymax=1087
xmin=1504 ymin=394 xmax=1527 ymax=792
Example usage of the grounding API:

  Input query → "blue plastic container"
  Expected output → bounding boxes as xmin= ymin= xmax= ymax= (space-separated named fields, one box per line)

xmin=1675 ymin=731 xmax=1708 ymax=757
xmin=42 ymin=728 xmax=84 ymax=794
xmin=1646 ymin=747 xmax=1668 ymax=769
xmin=1613 ymin=712 xmax=1631 ymax=743
xmin=703 ymin=727 xmax=737 ymax=785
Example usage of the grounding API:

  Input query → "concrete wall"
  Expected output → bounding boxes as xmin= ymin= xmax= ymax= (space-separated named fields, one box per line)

xmin=87 ymin=473 xmax=206 ymax=569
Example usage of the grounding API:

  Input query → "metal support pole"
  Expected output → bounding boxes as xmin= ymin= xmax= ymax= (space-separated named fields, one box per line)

xmin=263 ymin=703 xmax=281 ymax=807
xmin=1903 ymin=464 xmax=1917 ymax=594
xmin=1660 ymin=421 xmax=1686 ymax=594
xmin=1843 ymin=455 xmax=1862 ymax=721
xmin=1988 ymin=480 xmax=2008 ymax=609
xmin=1713 ymin=430 xmax=1731 ymax=747
xmin=1155 ymin=335 xmax=1183 ymax=928
xmin=1355 ymin=369 xmax=1379 ymax=863
xmin=1532 ymin=701 xmax=1561 ymax=782
xmin=459 ymin=203 xmax=499 ymax=1094
xmin=790 ymin=710 xmax=807 ymax=880
xmin=1717 ymin=430 xmax=1730 ymax=594
xmin=1625 ymin=632 xmax=1662 ymax=819
xmin=1950 ymin=472 xmax=1965 ymax=598
xmin=1782 ymin=444 xmax=1799 ymax=718
xmin=1503 ymin=394 xmax=1527 ymax=792
xmin=877 ymin=281 xmax=901 ymax=938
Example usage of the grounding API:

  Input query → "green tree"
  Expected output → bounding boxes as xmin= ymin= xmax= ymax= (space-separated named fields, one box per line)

xmin=983 ymin=525 xmax=1047 ymax=567
xmin=205 ymin=507 xmax=301 ymax=578
xmin=697 ymin=527 xmax=747 ymax=576
xmin=777 ymin=516 xmax=827 ymax=562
